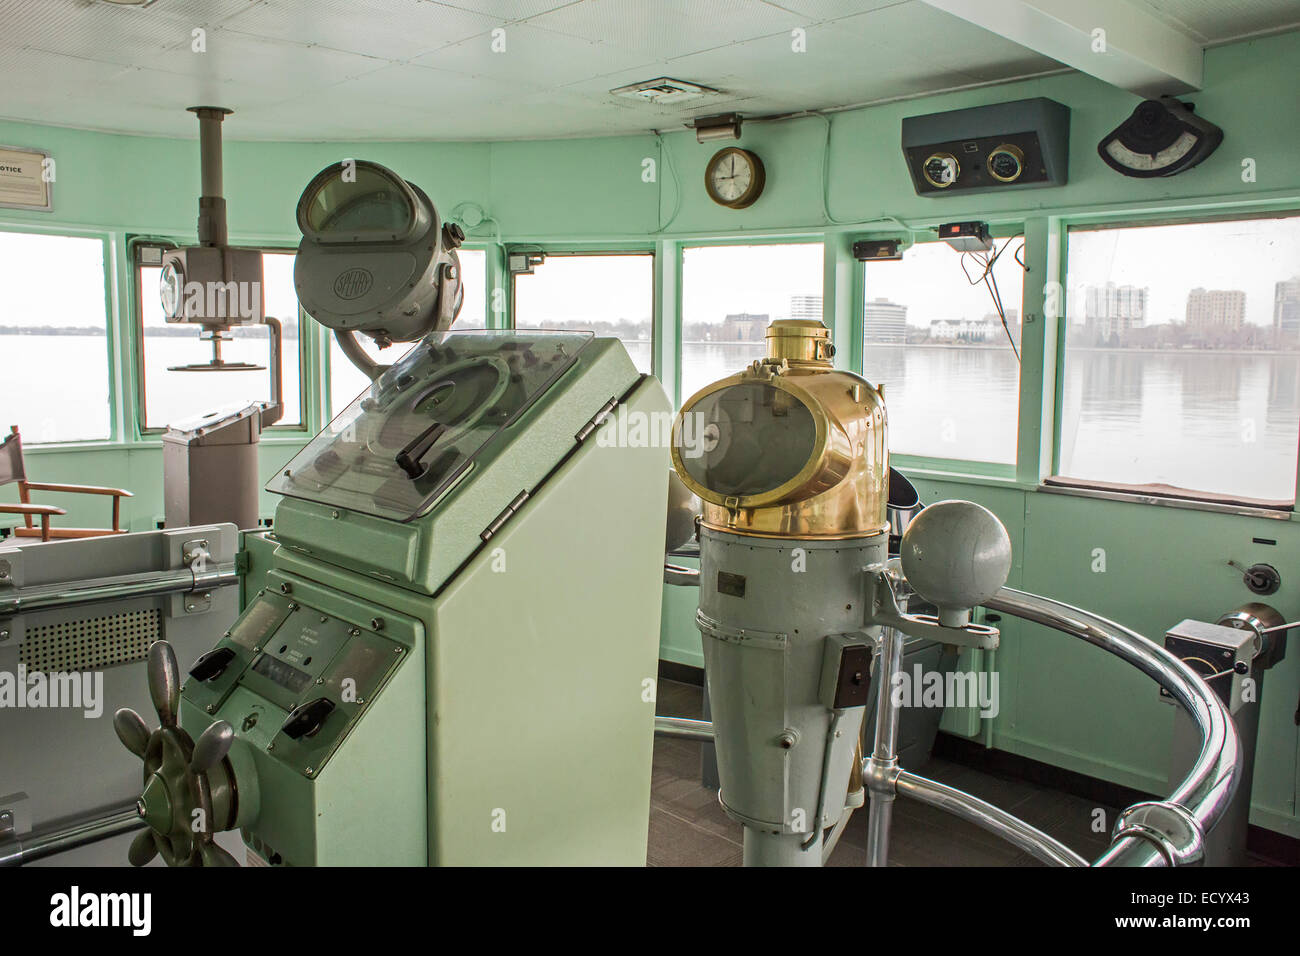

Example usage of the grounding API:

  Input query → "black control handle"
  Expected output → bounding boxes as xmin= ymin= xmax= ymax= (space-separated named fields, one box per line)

xmin=280 ymin=697 xmax=336 ymax=740
xmin=189 ymin=646 xmax=236 ymax=683
xmin=396 ymin=421 xmax=448 ymax=478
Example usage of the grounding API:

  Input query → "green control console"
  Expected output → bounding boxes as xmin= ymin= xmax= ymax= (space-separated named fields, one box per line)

xmin=123 ymin=330 xmax=671 ymax=865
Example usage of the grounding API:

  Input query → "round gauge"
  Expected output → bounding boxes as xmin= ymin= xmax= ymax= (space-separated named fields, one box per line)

xmin=159 ymin=260 xmax=184 ymax=319
xmin=922 ymin=152 xmax=960 ymax=189
xmin=705 ymin=147 xmax=766 ymax=209
xmin=987 ymin=144 xmax=1026 ymax=183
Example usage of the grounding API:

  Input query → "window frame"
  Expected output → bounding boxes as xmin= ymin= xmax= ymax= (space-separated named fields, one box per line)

xmin=856 ymin=228 xmax=1027 ymax=481
xmin=0 ymin=222 xmax=118 ymax=445
xmin=506 ymin=244 xmax=657 ymax=376
xmin=128 ymin=236 xmax=309 ymax=436
xmin=1050 ymin=206 xmax=1300 ymax=510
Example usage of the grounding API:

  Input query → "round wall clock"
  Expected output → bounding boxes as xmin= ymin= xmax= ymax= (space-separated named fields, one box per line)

xmin=705 ymin=147 xmax=765 ymax=209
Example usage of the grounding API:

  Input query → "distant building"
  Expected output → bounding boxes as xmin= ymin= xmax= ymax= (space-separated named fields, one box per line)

xmin=983 ymin=308 xmax=1020 ymax=344
xmin=864 ymin=298 xmax=907 ymax=343
xmin=1186 ymin=288 xmax=1246 ymax=333
xmin=1084 ymin=283 xmax=1147 ymax=341
xmin=930 ymin=318 xmax=999 ymax=342
xmin=1274 ymin=276 xmax=1300 ymax=342
xmin=789 ymin=295 xmax=822 ymax=321
xmin=721 ymin=312 xmax=768 ymax=342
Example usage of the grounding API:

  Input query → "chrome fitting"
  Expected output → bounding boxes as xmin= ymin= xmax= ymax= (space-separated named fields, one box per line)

xmin=1111 ymin=801 xmax=1206 ymax=866
xmin=862 ymin=756 xmax=900 ymax=798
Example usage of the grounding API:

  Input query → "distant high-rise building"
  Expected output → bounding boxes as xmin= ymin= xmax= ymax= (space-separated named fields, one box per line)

xmin=789 ymin=295 xmax=822 ymax=322
xmin=1186 ymin=288 xmax=1246 ymax=333
xmin=864 ymin=298 xmax=907 ymax=344
xmin=721 ymin=313 xmax=768 ymax=342
xmin=1084 ymin=283 xmax=1147 ymax=340
xmin=1274 ymin=276 xmax=1300 ymax=342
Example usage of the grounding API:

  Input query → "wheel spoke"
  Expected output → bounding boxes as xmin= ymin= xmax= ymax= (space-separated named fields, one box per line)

xmin=128 ymin=829 xmax=158 ymax=867
xmin=148 ymin=640 xmax=181 ymax=727
xmin=191 ymin=721 xmax=234 ymax=773
xmin=113 ymin=708 xmax=151 ymax=758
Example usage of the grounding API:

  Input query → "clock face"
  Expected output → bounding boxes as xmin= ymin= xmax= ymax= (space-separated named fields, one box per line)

xmin=705 ymin=147 xmax=765 ymax=209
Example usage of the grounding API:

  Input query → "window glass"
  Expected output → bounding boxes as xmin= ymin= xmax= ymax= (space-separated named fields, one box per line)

xmin=330 ymin=248 xmax=486 ymax=414
xmin=140 ymin=250 xmax=301 ymax=429
xmin=513 ymin=253 xmax=653 ymax=374
xmin=861 ymin=240 xmax=1023 ymax=464
xmin=1060 ymin=215 xmax=1300 ymax=503
xmin=0 ymin=231 xmax=110 ymax=442
xmin=680 ymin=243 xmax=823 ymax=403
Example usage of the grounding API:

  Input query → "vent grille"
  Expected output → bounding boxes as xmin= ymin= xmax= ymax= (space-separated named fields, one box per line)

xmin=19 ymin=609 xmax=163 ymax=673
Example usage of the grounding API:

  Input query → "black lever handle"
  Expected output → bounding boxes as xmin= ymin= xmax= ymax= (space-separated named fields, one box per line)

xmin=189 ymin=646 xmax=236 ymax=683
xmin=395 ymin=421 xmax=448 ymax=478
xmin=280 ymin=697 xmax=336 ymax=741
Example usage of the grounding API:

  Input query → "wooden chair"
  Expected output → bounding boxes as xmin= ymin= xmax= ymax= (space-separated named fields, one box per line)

xmin=0 ymin=426 xmax=133 ymax=542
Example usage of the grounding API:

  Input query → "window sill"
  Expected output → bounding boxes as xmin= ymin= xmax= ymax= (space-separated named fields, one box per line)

xmin=23 ymin=433 xmax=313 ymax=454
xmin=1039 ymin=478 xmax=1294 ymax=520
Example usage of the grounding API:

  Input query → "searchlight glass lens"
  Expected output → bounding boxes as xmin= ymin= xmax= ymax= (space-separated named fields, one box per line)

xmin=680 ymin=382 xmax=816 ymax=498
xmin=300 ymin=164 xmax=416 ymax=240
xmin=159 ymin=261 xmax=183 ymax=316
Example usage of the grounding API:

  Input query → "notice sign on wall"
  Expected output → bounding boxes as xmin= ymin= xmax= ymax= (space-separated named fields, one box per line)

xmin=0 ymin=146 xmax=53 ymax=211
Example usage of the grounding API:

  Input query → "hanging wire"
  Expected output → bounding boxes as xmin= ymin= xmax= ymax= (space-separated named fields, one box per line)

xmin=651 ymin=131 xmax=684 ymax=233
xmin=959 ymin=235 xmax=1023 ymax=362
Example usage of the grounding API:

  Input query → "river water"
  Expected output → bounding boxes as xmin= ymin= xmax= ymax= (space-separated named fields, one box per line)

xmin=5 ymin=335 xmax=1297 ymax=502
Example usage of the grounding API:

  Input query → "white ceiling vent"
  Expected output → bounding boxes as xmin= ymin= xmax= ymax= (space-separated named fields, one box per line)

xmin=609 ymin=77 xmax=722 ymax=106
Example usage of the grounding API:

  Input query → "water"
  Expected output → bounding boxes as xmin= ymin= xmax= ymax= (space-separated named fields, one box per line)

xmin=6 ymin=335 xmax=1298 ymax=502
xmin=685 ymin=342 xmax=1300 ymax=502
xmin=0 ymin=335 xmax=299 ymax=441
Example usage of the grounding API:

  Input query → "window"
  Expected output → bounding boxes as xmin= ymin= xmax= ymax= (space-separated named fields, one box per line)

xmin=0 ymin=231 xmax=110 ymax=442
xmin=680 ymin=243 xmax=823 ymax=403
xmin=138 ymin=249 xmax=302 ymax=430
xmin=1059 ymin=214 xmax=1300 ymax=504
xmin=330 ymin=248 xmax=486 ymax=414
xmin=512 ymin=252 xmax=653 ymax=374
xmin=861 ymin=240 xmax=1023 ymax=464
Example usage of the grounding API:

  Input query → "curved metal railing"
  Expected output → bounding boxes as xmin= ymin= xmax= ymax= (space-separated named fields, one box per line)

xmin=655 ymin=586 xmax=1241 ymax=867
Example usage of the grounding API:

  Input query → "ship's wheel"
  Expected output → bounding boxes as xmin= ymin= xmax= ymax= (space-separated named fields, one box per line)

xmin=114 ymin=640 xmax=240 ymax=867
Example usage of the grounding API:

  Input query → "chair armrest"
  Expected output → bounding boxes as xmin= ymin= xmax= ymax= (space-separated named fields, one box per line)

xmin=22 ymin=482 xmax=133 ymax=498
xmin=0 ymin=502 xmax=67 ymax=516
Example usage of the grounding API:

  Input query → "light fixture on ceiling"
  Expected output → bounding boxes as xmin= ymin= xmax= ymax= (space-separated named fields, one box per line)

xmin=610 ymin=77 xmax=720 ymax=106
xmin=98 ymin=0 xmax=161 ymax=6
xmin=692 ymin=113 xmax=742 ymax=143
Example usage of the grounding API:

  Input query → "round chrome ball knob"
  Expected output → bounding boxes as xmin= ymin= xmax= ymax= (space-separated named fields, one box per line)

xmin=899 ymin=499 xmax=1012 ymax=627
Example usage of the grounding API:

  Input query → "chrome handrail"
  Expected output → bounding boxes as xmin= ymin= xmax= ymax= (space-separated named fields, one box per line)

xmin=985 ymin=588 xmax=1239 ymax=866
xmin=653 ymin=587 xmax=1241 ymax=868
xmin=0 ymin=562 xmax=238 ymax=618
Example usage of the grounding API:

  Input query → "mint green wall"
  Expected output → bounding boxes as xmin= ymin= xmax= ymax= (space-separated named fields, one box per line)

xmin=2 ymin=31 xmax=1298 ymax=836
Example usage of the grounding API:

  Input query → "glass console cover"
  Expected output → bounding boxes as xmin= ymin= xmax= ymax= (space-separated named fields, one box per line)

xmin=268 ymin=329 xmax=592 ymax=521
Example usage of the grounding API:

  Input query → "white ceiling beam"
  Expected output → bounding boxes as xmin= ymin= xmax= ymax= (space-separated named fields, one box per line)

xmin=919 ymin=0 xmax=1204 ymax=97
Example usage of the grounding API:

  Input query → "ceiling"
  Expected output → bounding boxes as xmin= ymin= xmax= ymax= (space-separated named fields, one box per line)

xmin=0 ymin=0 xmax=1295 ymax=142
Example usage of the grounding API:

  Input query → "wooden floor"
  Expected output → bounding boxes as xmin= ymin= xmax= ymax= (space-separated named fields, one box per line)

xmin=649 ymin=679 xmax=1276 ymax=867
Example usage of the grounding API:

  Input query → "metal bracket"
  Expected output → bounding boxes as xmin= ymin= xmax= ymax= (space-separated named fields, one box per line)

xmin=864 ymin=569 xmax=1000 ymax=650
xmin=181 ymin=538 xmax=213 ymax=615
xmin=0 ymin=792 xmax=32 ymax=861
xmin=663 ymin=563 xmax=700 ymax=587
